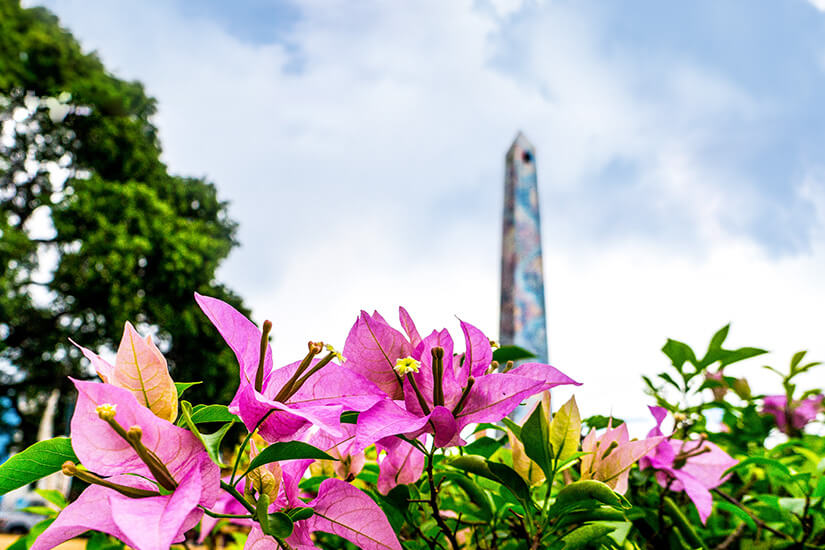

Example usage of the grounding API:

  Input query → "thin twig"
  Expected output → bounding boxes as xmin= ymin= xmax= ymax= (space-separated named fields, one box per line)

xmin=230 ymin=409 xmax=275 ymax=484
xmin=427 ymin=449 xmax=461 ymax=550
xmin=712 ymin=489 xmax=793 ymax=540
xmin=199 ymin=506 xmax=254 ymax=520
xmin=715 ymin=522 xmax=746 ymax=550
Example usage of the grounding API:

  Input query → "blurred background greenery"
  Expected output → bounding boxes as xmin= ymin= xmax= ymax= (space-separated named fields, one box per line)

xmin=0 ymin=0 xmax=248 ymax=449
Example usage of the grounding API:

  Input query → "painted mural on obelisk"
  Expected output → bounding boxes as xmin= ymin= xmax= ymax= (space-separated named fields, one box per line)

xmin=500 ymin=132 xmax=548 ymax=363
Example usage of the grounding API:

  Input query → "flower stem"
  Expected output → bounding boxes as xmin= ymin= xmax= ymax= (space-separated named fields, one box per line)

xmin=199 ymin=507 xmax=254 ymax=520
xmin=219 ymin=483 xmax=295 ymax=550
xmin=229 ymin=409 xmax=274 ymax=485
xmin=426 ymin=449 xmax=460 ymax=550
xmin=220 ymin=481 xmax=256 ymax=515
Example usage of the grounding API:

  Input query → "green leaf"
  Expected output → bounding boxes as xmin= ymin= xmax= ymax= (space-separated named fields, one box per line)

xmin=340 ymin=411 xmax=360 ymax=424
xmin=385 ymin=484 xmax=411 ymax=513
xmin=449 ymin=456 xmax=531 ymax=504
xmin=657 ymin=372 xmax=681 ymax=391
xmin=662 ymin=339 xmax=697 ymax=373
xmin=790 ymin=350 xmax=808 ymax=371
xmin=700 ymin=325 xmax=769 ymax=368
xmin=708 ymin=325 xmax=730 ymax=353
xmin=560 ymin=523 xmax=617 ymax=549
xmin=794 ymin=361 xmax=822 ymax=376
xmin=33 ymin=489 xmax=67 ymax=509
xmin=555 ymin=509 xmax=627 ymax=529
xmin=472 ymin=422 xmax=506 ymax=435
xmin=178 ymin=401 xmax=233 ymax=467
xmin=85 ymin=531 xmax=126 ymax=550
xmin=462 ymin=436 xmax=504 ymax=459
xmin=19 ymin=506 xmax=56 ymax=517
xmin=492 ymin=346 xmax=536 ymax=364
xmin=174 ymin=381 xmax=202 ymax=397
xmin=357 ymin=462 xmax=380 ymax=485
xmin=5 ymin=535 xmax=28 ymax=550
xmin=641 ymin=375 xmax=659 ymax=395
xmin=556 ymin=451 xmax=591 ymax=474
xmin=266 ymin=511 xmax=294 ymax=539
xmin=731 ymin=377 xmax=752 ymax=400
xmin=243 ymin=442 xmax=335 ymax=478
xmin=189 ymin=404 xmax=240 ymax=424
xmin=10 ymin=518 xmax=55 ymax=550
xmin=501 ymin=417 xmax=522 ymax=438
xmin=551 ymin=480 xmax=625 ymax=516
xmin=521 ymin=401 xmax=553 ymax=480
xmin=718 ymin=346 xmax=769 ymax=368
xmin=715 ymin=501 xmax=757 ymax=530
xmin=0 ymin=437 xmax=78 ymax=495
xmin=436 ymin=471 xmax=493 ymax=520
xmin=487 ymin=462 xmax=532 ymax=504
xmin=583 ymin=415 xmax=624 ymax=431
xmin=663 ymin=496 xmax=707 ymax=549
xmin=549 ymin=396 xmax=581 ymax=465
xmin=727 ymin=456 xmax=792 ymax=480
xmin=256 ymin=494 xmax=271 ymax=525
xmin=367 ymin=488 xmax=407 ymax=534
xmin=286 ymin=507 xmax=315 ymax=521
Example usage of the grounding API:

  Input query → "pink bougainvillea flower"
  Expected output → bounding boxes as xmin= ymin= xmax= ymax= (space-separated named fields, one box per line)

xmin=305 ymin=423 xmax=366 ymax=481
xmin=762 ymin=394 xmax=824 ymax=434
xmin=238 ymin=445 xmax=401 ymax=550
xmin=580 ymin=420 xmax=664 ymax=494
xmin=640 ymin=406 xmax=737 ymax=524
xmin=72 ymin=322 xmax=178 ymax=422
xmin=195 ymin=293 xmax=386 ymax=443
xmin=33 ymin=380 xmax=219 ymax=550
xmin=375 ymin=436 xmax=426 ymax=495
xmin=246 ymin=478 xmax=402 ymax=550
xmin=348 ymin=309 xmax=579 ymax=450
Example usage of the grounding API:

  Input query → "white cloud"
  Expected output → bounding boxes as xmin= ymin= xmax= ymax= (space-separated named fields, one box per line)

xmin=30 ymin=0 xmax=825 ymax=429
xmin=808 ymin=0 xmax=825 ymax=12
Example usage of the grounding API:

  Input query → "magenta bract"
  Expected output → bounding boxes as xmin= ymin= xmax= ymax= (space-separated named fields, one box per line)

xmin=33 ymin=380 xmax=219 ymax=550
xmin=242 ymin=468 xmax=402 ymax=550
xmin=762 ymin=394 xmax=824 ymax=434
xmin=195 ymin=293 xmax=386 ymax=442
xmin=640 ymin=406 xmax=737 ymax=523
xmin=348 ymin=308 xmax=579 ymax=455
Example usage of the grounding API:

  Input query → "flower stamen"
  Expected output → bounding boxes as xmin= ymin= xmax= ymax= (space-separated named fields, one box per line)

xmin=394 ymin=357 xmax=421 ymax=376
xmin=61 ymin=461 xmax=160 ymax=499
xmin=274 ymin=341 xmax=324 ymax=401
xmin=95 ymin=405 xmax=178 ymax=491
xmin=431 ymin=347 xmax=445 ymax=407
xmin=254 ymin=320 xmax=273 ymax=393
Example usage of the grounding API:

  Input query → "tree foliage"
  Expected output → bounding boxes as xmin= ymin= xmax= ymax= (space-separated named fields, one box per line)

xmin=0 ymin=0 xmax=247 ymax=445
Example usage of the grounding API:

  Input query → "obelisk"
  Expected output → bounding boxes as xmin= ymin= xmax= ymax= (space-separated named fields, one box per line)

xmin=500 ymin=132 xmax=548 ymax=363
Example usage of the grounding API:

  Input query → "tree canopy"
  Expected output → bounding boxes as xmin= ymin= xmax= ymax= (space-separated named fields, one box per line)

xmin=0 ymin=0 xmax=247 ymax=446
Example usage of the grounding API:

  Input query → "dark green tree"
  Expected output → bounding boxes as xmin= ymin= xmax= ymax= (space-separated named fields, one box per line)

xmin=0 ymin=0 xmax=247 ymax=445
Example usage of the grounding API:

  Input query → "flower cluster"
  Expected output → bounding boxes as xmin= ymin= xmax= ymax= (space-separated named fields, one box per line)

xmin=9 ymin=303 xmax=823 ymax=549
xmin=20 ymin=294 xmax=583 ymax=550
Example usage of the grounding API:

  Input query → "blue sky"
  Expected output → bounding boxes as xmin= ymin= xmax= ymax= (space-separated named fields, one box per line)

xmin=31 ymin=0 xmax=825 ymax=427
